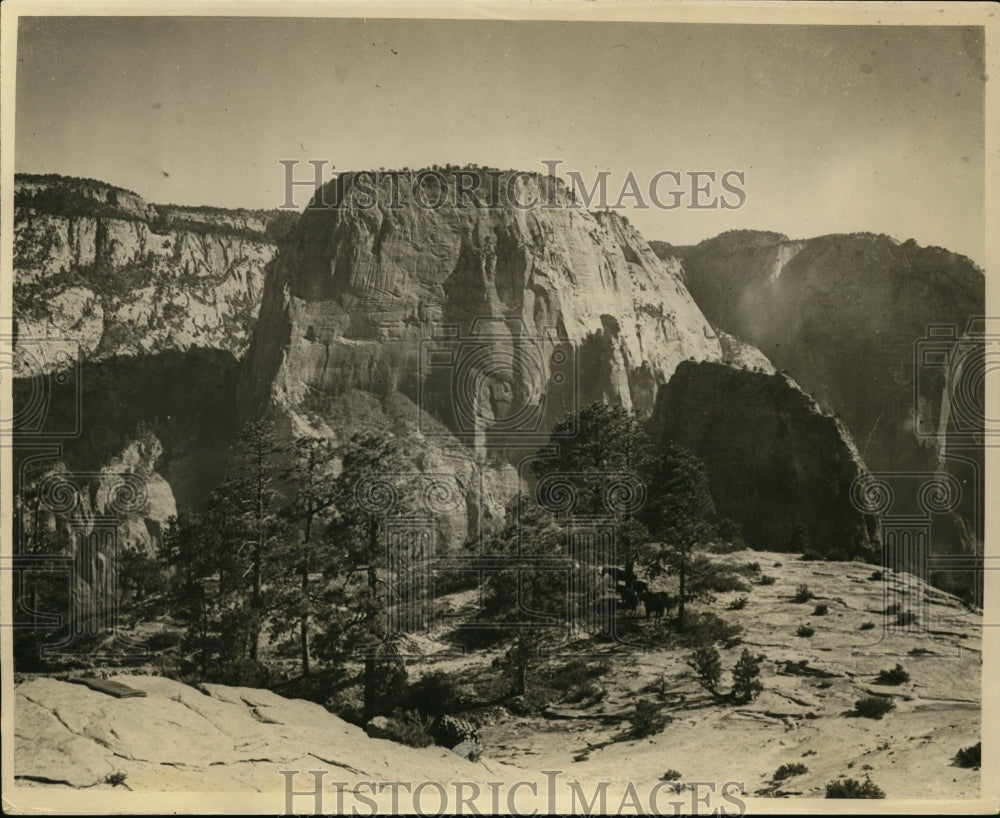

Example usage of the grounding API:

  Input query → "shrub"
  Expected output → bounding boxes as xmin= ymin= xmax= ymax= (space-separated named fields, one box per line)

xmin=884 ymin=602 xmax=901 ymax=615
xmin=773 ymin=762 xmax=808 ymax=781
xmin=853 ymin=696 xmax=895 ymax=719
xmin=212 ymin=658 xmax=272 ymax=688
xmin=146 ymin=630 xmax=183 ymax=652
xmin=105 ymin=770 xmax=128 ymax=787
xmin=869 ymin=570 xmax=884 ymax=581
xmin=405 ymin=670 xmax=463 ymax=716
xmin=874 ymin=664 xmax=909 ymax=685
xmin=953 ymin=741 xmax=981 ymax=769
xmin=859 ymin=621 xmax=876 ymax=630
xmin=728 ymin=595 xmax=749 ymax=611
xmin=699 ymin=569 xmax=751 ymax=594
xmin=794 ymin=584 xmax=815 ymax=603
xmin=758 ymin=574 xmax=777 ymax=586
xmin=679 ymin=612 xmax=742 ymax=648
xmin=661 ymin=769 xmax=682 ymax=782
xmin=737 ymin=561 xmax=761 ymax=576
xmin=812 ymin=604 xmax=829 ymax=616
xmin=687 ymin=645 xmax=723 ymax=694
xmin=384 ymin=710 xmax=435 ymax=748
xmin=731 ymin=649 xmax=764 ymax=703
xmin=825 ymin=777 xmax=885 ymax=799
xmin=630 ymin=699 xmax=668 ymax=737
xmin=796 ymin=623 xmax=815 ymax=638
xmin=895 ymin=611 xmax=918 ymax=627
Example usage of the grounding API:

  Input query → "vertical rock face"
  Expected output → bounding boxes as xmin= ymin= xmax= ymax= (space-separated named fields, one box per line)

xmin=241 ymin=169 xmax=721 ymax=425
xmin=238 ymin=168 xmax=723 ymax=546
xmin=13 ymin=174 xmax=288 ymax=552
xmin=650 ymin=361 xmax=881 ymax=559
xmin=656 ymin=230 xmax=985 ymax=556
xmin=14 ymin=174 xmax=287 ymax=368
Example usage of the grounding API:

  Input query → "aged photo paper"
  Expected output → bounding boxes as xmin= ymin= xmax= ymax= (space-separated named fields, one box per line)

xmin=1 ymin=0 xmax=997 ymax=814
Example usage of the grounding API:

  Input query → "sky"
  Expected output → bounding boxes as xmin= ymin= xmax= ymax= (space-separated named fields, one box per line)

xmin=14 ymin=17 xmax=986 ymax=266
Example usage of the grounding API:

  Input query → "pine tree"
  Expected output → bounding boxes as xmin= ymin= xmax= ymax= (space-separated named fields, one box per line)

xmin=640 ymin=443 xmax=717 ymax=632
xmin=480 ymin=502 xmax=567 ymax=697
xmin=532 ymin=402 xmax=654 ymax=589
xmin=315 ymin=432 xmax=420 ymax=722
xmin=271 ymin=436 xmax=337 ymax=676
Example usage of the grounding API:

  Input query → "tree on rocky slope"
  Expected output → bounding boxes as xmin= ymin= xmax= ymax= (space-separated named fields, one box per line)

xmin=479 ymin=501 xmax=568 ymax=697
xmin=270 ymin=436 xmax=337 ymax=676
xmin=531 ymin=402 xmax=654 ymax=590
xmin=641 ymin=443 xmax=718 ymax=632
xmin=160 ymin=420 xmax=292 ymax=680
xmin=313 ymin=432 xmax=422 ymax=722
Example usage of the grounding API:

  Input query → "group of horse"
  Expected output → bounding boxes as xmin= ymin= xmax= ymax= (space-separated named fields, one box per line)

xmin=601 ymin=566 xmax=675 ymax=624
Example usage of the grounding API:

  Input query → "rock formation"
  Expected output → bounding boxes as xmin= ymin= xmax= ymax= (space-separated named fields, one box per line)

xmin=654 ymin=230 xmax=985 ymax=560
xmin=12 ymin=174 xmax=289 ymax=553
xmin=237 ymin=169 xmax=724 ymax=544
xmin=14 ymin=174 xmax=287 ymax=367
xmin=650 ymin=361 xmax=880 ymax=558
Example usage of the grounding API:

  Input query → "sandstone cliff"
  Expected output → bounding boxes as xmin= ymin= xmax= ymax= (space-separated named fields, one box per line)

xmin=12 ymin=175 xmax=288 ymax=551
xmin=237 ymin=169 xmax=723 ymax=544
xmin=14 ymin=174 xmax=287 ymax=367
xmin=654 ymin=230 xmax=985 ymax=558
xmin=654 ymin=230 xmax=984 ymax=471
xmin=650 ymin=361 xmax=880 ymax=558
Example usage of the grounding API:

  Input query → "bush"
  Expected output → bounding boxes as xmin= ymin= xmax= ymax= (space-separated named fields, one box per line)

xmin=796 ymin=623 xmax=815 ymax=638
xmin=773 ymin=762 xmax=808 ymax=781
xmin=212 ymin=658 xmax=272 ymax=688
xmin=853 ymin=696 xmax=895 ymax=719
xmin=825 ymin=777 xmax=885 ymax=799
xmin=146 ymin=630 xmax=183 ymax=652
xmin=728 ymin=595 xmax=749 ymax=611
xmin=661 ymin=769 xmax=682 ymax=782
xmin=385 ymin=710 xmax=435 ymax=748
xmin=884 ymin=602 xmax=901 ymax=615
xmin=687 ymin=645 xmax=723 ymax=694
xmin=105 ymin=770 xmax=128 ymax=787
xmin=875 ymin=664 xmax=909 ymax=685
xmin=405 ymin=670 xmax=463 ymax=716
xmin=679 ymin=612 xmax=742 ymax=648
xmin=736 ymin=561 xmax=761 ymax=576
xmin=731 ymin=649 xmax=764 ymax=703
xmin=794 ymin=584 xmax=815 ymax=603
xmin=895 ymin=611 xmax=918 ymax=627
xmin=630 ymin=699 xmax=668 ymax=737
xmin=859 ymin=621 xmax=876 ymax=630
xmin=869 ymin=570 xmax=884 ymax=581
xmin=953 ymin=741 xmax=981 ymax=769
xmin=812 ymin=604 xmax=829 ymax=616
xmin=758 ymin=574 xmax=777 ymax=586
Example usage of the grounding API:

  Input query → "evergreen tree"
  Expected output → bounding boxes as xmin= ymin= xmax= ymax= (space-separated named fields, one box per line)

xmin=271 ymin=436 xmax=337 ymax=676
xmin=641 ymin=443 xmax=717 ymax=632
xmin=532 ymin=402 xmax=653 ymax=588
xmin=315 ymin=432 xmax=420 ymax=722
xmin=480 ymin=502 xmax=567 ymax=697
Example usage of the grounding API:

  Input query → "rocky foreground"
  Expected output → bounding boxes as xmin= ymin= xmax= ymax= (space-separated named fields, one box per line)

xmin=12 ymin=553 xmax=982 ymax=809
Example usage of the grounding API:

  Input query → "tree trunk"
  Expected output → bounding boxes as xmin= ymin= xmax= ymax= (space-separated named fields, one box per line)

xmin=363 ymin=656 xmax=376 ymax=722
xmin=678 ymin=558 xmax=687 ymax=632
xmin=300 ymin=565 xmax=310 ymax=676
xmin=250 ymin=549 xmax=262 ymax=661
xmin=300 ymin=511 xmax=313 ymax=676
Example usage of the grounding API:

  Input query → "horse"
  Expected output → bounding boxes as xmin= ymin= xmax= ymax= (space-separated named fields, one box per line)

xmin=617 ymin=585 xmax=639 ymax=614
xmin=643 ymin=591 xmax=673 ymax=624
xmin=602 ymin=566 xmax=626 ymax=584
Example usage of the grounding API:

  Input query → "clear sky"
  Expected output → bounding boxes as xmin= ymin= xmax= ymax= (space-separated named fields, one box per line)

xmin=15 ymin=17 xmax=986 ymax=266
